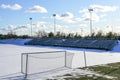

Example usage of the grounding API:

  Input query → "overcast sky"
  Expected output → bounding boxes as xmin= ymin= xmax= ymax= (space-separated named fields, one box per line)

xmin=0 ymin=0 xmax=120 ymax=35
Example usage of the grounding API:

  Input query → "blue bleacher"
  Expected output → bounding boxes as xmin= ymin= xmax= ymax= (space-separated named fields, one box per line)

xmin=25 ymin=38 xmax=118 ymax=50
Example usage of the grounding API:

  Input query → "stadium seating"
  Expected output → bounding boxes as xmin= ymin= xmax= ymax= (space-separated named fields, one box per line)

xmin=25 ymin=38 xmax=118 ymax=50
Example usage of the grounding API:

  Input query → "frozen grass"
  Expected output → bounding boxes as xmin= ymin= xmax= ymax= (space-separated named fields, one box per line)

xmin=88 ymin=62 xmax=120 ymax=80
xmin=64 ymin=75 xmax=110 ymax=80
xmin=51 ymin=62 xmax=120 ymax=80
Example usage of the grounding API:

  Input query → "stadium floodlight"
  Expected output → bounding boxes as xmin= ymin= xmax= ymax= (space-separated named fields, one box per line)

xmin=53 ymin=14 xmax=56 ymax=36
xmin=29 ymin=17 xmax=32 ymax=37
xmin=88 ymin=9 xmax=93 ymax=38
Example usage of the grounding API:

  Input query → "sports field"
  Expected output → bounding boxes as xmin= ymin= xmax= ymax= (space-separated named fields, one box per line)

xmin=0 ymin=39 xmax=120 ymax=79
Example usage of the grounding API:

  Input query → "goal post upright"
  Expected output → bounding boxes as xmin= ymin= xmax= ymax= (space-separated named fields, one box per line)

xmin=21 ymin=53 xmax=29 ymax=79
xmin=21 ymin=53 xmax=23 ymax=74
xmin=24 ymin=53 xmax=28 ymax=79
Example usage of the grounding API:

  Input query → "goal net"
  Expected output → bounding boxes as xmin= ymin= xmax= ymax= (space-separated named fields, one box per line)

xmin=21 ymin=51 xmax=74 ymax=75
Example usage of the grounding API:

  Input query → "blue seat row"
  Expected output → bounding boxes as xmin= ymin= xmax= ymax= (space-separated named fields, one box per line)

xmin=25 ymin=38 xmax=118 ymax=50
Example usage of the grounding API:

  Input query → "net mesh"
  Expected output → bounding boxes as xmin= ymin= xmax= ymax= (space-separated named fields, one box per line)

xmin=21 ymin=51 xmax=74 ymax=74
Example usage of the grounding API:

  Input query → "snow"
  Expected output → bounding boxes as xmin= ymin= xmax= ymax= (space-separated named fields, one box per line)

xmin=0 ymin=39 xmax=120 ymax=79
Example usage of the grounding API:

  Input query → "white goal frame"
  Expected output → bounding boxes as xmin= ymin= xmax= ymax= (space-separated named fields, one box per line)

xmin=21 ymin=51 xmax=74 ymax=79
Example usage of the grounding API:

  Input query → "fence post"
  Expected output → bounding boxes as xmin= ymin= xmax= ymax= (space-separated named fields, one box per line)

xmin=65 ymin=51 xmax=67 ymax=67
xmin=84 ymin=50 xmax=87 ymax=68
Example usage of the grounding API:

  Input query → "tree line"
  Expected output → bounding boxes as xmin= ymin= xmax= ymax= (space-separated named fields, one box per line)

xmin=0 ymin=31 xmax=120 ymax=40
xmin=35 ymin=30 xmax=120 ymax=40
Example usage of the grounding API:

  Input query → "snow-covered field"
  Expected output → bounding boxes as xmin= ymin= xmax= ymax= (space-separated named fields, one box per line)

xmin=0 ymin=39 xmax=120 ymax=80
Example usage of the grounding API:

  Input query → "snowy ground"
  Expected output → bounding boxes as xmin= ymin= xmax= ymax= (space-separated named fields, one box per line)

xmin=0 ymin=39 xmax=120 ymax=80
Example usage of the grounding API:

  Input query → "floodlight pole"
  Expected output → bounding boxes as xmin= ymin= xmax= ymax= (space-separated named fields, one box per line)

xmin=53 ymin=14 xmax=56 ymax=36
xmin=88 ymin=9 xmax=93 ymax=38
xmin=80 ymin=28 xmax=83 ymax=37
xmin=29 ymin=17 xmax=32 ymax=37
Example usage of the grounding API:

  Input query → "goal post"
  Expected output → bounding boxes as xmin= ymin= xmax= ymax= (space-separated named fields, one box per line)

xmin=21 ymin=51 xmax=74 ymax=78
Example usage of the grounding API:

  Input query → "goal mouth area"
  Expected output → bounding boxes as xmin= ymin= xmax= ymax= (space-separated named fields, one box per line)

xmin=21 ymin=51 xmax=74 ymax=78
